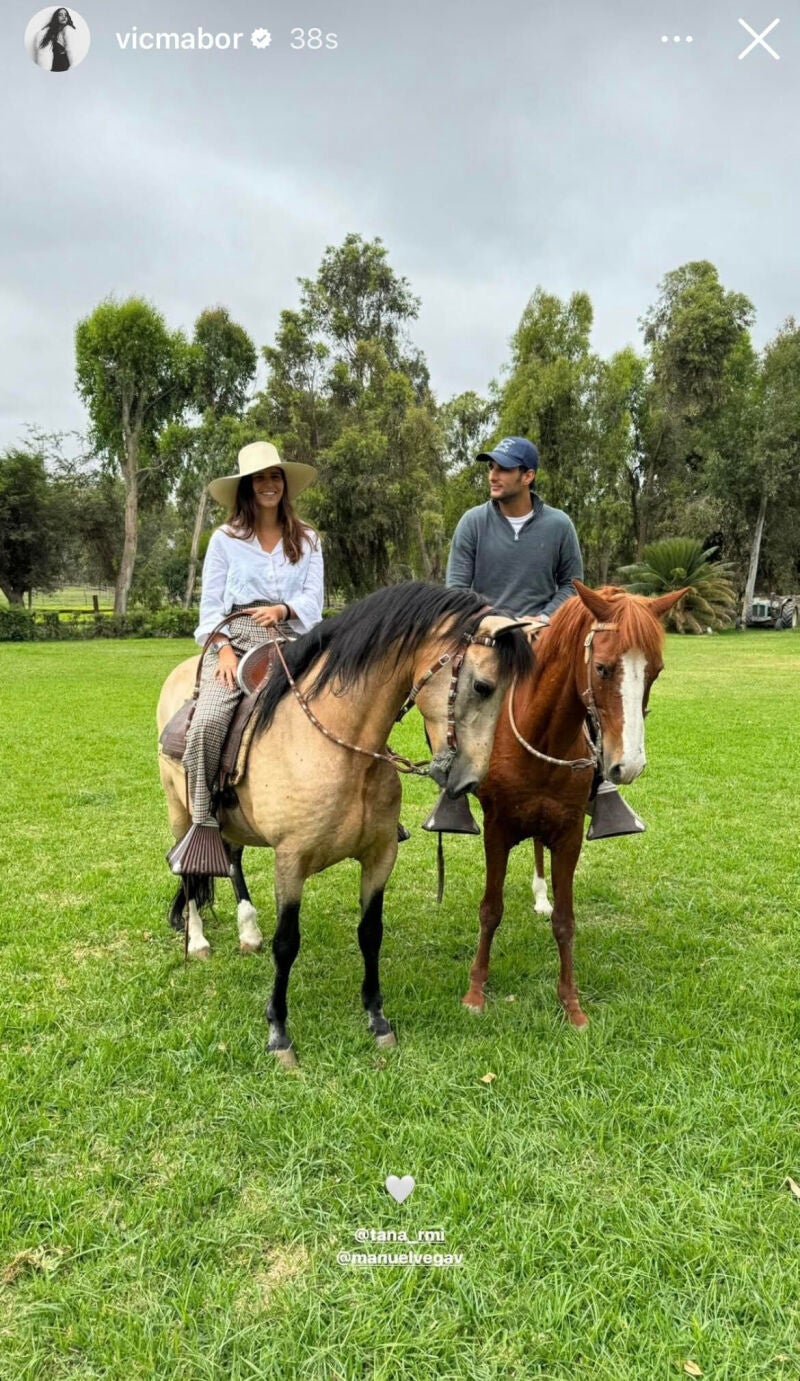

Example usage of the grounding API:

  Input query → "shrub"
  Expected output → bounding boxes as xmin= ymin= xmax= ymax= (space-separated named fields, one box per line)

xmin=0 ymin=607 xmax=200 ymax=641
xmin=0 ymin=606 xmax=35 ymax=641
xmin=616 ymin=538 xmax=737 ymax=632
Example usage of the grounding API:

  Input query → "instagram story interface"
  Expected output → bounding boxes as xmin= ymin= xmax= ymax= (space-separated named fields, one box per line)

xmin=4 ymin=2 xmax=800 ymax=1378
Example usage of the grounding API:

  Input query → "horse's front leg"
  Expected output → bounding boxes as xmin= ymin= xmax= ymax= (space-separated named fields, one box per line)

xmin=358 ymin=835 xmax=399 ymax=1048
xmin=550 ymin=825 xmax=588 ymax=1028
xmin=462 ymin=814 xmax=512 ymax=1013
xmin=266 ymin=852 xmax=305 ymax=1068
xmin=229 ymin=845 xmax=263 ymax=954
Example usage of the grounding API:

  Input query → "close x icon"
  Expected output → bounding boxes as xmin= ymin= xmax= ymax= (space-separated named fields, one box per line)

xmin=737 ymin=16 xmax=781 ymax=60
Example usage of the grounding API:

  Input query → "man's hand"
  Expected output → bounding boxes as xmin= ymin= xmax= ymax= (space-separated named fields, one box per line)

xmin=247 ymin=604 xmax=287 ymax=628
xmin=520 ymin=615 xmax=550 ymax=643
xmin=213 ymin=643 xmax=239 ymax=689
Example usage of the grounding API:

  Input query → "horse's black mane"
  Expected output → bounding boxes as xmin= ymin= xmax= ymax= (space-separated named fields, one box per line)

xmin=257 ymin=580 xmax=531 ymax=733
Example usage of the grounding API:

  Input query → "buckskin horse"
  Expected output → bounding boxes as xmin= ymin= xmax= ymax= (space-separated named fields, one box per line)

xmin=462 ymin=581 xmax=686 ymax=1027
xmin=157 ymin=581 xmax=531 ymax=1064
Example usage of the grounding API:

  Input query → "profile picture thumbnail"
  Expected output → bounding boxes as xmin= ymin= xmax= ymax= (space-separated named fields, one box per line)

xmin=25 ymin=7 xmax=91 ymax=72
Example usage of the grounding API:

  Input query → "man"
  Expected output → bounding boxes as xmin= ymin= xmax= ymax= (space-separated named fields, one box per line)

xmin=445 ymin=435 xmax=583 ymax=624
xmin=445 ymin=434 xmax=638 ymax=846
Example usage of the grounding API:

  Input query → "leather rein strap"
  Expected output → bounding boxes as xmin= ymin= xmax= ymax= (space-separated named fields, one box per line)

xmin=506 ymin=621 xmax=617 ymax=772
xmin=395 ymin=633 xmax=499 ymax=751
xmin=271 ymin=620 xmax=501 ymax=777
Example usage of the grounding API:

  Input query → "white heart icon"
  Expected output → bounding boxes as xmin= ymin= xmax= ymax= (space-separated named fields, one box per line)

xmin=385 ymin=1174 xmax=415 ymax=1204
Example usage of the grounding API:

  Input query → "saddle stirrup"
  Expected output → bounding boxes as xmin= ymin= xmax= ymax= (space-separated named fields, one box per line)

xmin=167 ymin=822 xmax=232 ymax=877
xmin=585 ymin=782 xmax=646 ymax=841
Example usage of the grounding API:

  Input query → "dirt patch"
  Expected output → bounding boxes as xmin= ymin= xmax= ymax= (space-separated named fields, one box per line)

xmin=236 ymin=1242 xmax=311 ymax=1312
xmin=1 ymin=1246 xmax=70 ymax=1286
xmin=72 ymin=935 xmax=130 ymax=962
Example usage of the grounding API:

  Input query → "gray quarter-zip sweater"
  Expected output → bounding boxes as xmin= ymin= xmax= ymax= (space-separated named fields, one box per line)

xmin=445 ymin=495 xmax=583 ymax=616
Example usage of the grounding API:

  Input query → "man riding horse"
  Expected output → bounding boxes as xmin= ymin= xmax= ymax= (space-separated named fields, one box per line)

xmin=445 ymin=434 xmax=629 ymax=827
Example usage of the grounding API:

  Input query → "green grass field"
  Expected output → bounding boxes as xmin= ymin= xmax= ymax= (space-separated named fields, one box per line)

xmin=0 ymin=587 xmax=115 ymax=612
xmin=1 ymin=632 xmax=799 ymax=1380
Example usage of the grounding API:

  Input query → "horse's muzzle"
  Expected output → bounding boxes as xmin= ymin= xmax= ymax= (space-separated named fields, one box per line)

xmin=606 ymin=756 xmax=645 ymax=786
xmin=429 ymin=749 xmax=479 ymax=798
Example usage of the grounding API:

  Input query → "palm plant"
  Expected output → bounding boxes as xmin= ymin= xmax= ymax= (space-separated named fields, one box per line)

xmin=616 ymin=538 xmax=737 ymax=632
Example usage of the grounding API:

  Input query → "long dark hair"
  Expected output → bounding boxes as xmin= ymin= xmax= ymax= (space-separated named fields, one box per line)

xmin=40 ymin=7 xmax=75 ymax=47
xmin=258 ymin=581 xmax=533 ymax=731
xmin=224 ymin=473 xmax=317 ymax=564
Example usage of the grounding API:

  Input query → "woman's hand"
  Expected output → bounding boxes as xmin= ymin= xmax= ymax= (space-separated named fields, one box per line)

xmin=213 ymin=643 xmax=240 ymax=689
xmin=247 ymin=604 xmax=288 ymax=628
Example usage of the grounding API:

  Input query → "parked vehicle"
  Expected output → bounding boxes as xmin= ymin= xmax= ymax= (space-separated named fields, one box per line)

xmin=743 ymin=594 xmax=798 ymax=629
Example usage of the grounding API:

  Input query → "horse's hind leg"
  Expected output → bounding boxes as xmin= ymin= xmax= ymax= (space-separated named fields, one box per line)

xmin=550 ymin=827 xmax=588 ymax=1028
xmin=532 ymin=839 xmax=553 ymax=917
xmin=358 ymin=837 xmax=399 ymax=1048
xmin=230 ymin=846 xmax=263 ymax=955
xmin=184 ymin=875 xmax=214 ymax=959
xmin=463 ymin=816 xmax=512 ymax=1013
xmin=266 ymin=853 xmax=304 ymax=1068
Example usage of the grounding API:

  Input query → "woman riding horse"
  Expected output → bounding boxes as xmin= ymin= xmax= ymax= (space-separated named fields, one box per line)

xmin=168 ymin=441 xmax=323 ymax=878
xmin=158 ymin=582 xmax=533 ymax=1060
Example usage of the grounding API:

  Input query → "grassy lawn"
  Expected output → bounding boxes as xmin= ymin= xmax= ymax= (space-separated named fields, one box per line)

xmin=1 ymin=632 xmax=799 ymax=1380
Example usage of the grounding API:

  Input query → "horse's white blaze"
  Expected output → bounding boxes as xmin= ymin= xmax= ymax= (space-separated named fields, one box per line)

xmin=619 ymin=650 xmax=647 ymax=781
xmin=237 ymin=900 xmax=263 ymax=952
xmin=532 ymin=871 xmax=553 ymax=917
xmin=186 ymin=900 xmax=210 ymax=958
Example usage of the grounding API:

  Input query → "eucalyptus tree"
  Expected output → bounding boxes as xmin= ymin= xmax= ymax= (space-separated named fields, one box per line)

xmin=75 ymin=297 xmax=193 ymax=613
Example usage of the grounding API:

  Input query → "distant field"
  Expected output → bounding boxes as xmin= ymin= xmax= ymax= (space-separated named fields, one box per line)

xmin=0 ymin=586 xmax=115 ymax=611
xmin=1 ymin=631 xmax=799 ymax=1379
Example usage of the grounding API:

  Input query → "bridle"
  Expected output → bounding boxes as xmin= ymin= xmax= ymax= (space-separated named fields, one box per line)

xmin=271 ymin=612 xmax=507 ymax=776
xmin=507 ymin=620 xmax=617 ymax=774
xmin=395 ymin=630 xmax=502 ymax=752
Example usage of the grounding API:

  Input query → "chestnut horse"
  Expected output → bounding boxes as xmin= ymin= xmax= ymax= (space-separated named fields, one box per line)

xmin=157 ymin=582 xmax=531 ymax=1064
xmin=462 ymin=581 xmax=686 ymax=1027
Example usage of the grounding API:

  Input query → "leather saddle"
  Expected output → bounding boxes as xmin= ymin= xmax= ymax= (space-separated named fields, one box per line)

xmin=158 ymin=623 xmax=294 ymax=788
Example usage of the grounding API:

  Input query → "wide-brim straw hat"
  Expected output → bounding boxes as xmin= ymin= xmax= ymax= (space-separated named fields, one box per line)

xmin=207 ymin=441 xmax=317 ymax=509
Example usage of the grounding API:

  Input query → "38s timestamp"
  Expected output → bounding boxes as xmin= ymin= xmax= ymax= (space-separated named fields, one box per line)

xmin=290 ymin=28 xmax=338 ymax=50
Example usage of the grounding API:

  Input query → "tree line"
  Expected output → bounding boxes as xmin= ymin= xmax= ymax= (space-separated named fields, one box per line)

xmin=1 ymin=235 xmax=798 ymax=614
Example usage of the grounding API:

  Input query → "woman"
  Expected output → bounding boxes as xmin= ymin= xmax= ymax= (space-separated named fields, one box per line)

xmin=169 ymin=441 xmax=323 ymax=877
xmin=34 ymin=8 xmax=76 ymax=71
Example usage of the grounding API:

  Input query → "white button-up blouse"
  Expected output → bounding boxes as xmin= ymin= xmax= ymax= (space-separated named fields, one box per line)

xmin=194 ymin=526 xmax=324 ymax=646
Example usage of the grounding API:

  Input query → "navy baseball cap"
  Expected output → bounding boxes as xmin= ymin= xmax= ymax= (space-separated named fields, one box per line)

xmin=477 ymin=436 xmax=540 ymax=471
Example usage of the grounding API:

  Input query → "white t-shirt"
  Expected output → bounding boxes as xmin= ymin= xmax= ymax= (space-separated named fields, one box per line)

xmin=505 ymin=514 xmax=530 ymax=539
xmin=195 ymin=526 xmax=324 ymax=645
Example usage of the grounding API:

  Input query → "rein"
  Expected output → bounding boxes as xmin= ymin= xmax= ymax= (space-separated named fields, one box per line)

xmin=271 ymin=620 xmax=502 ymax=777
xmin=507 ymin=621 xmax=617 ymax=773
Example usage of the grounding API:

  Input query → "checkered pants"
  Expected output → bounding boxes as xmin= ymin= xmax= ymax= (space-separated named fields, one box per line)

xmin=182 ymin=608 xmax=279 ymax=826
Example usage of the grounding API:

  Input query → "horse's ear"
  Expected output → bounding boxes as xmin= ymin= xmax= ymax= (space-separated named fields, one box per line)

xmin=648 ymin=587 xmax=691 ymax=620
xmin=489 ymin=619 xmax=532 ymax=637
xmin=573 ymin=580 xmax=616 ymax=622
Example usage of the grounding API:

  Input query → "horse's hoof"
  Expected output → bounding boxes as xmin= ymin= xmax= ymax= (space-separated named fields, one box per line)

xmin=375 ymin=1030 xmax=397 ymax=1048
xmin=188 ymin=944 xmax=211 ymax=960
xmin=272 ymin=1046 xmax=299 ymax=1070
xmin=237 ymin=903 xmax=262 ymax=954
xmin=462 ymin=997 xmax=485 ymax=1015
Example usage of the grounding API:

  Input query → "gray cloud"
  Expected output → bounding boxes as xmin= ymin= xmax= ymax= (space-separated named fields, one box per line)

xmin=2 ymin=0 xmax=797 ymax=448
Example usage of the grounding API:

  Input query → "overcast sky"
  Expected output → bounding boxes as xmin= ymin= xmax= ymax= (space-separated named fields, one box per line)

xmin=2 ymin=0 xmax=797 ymax=450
